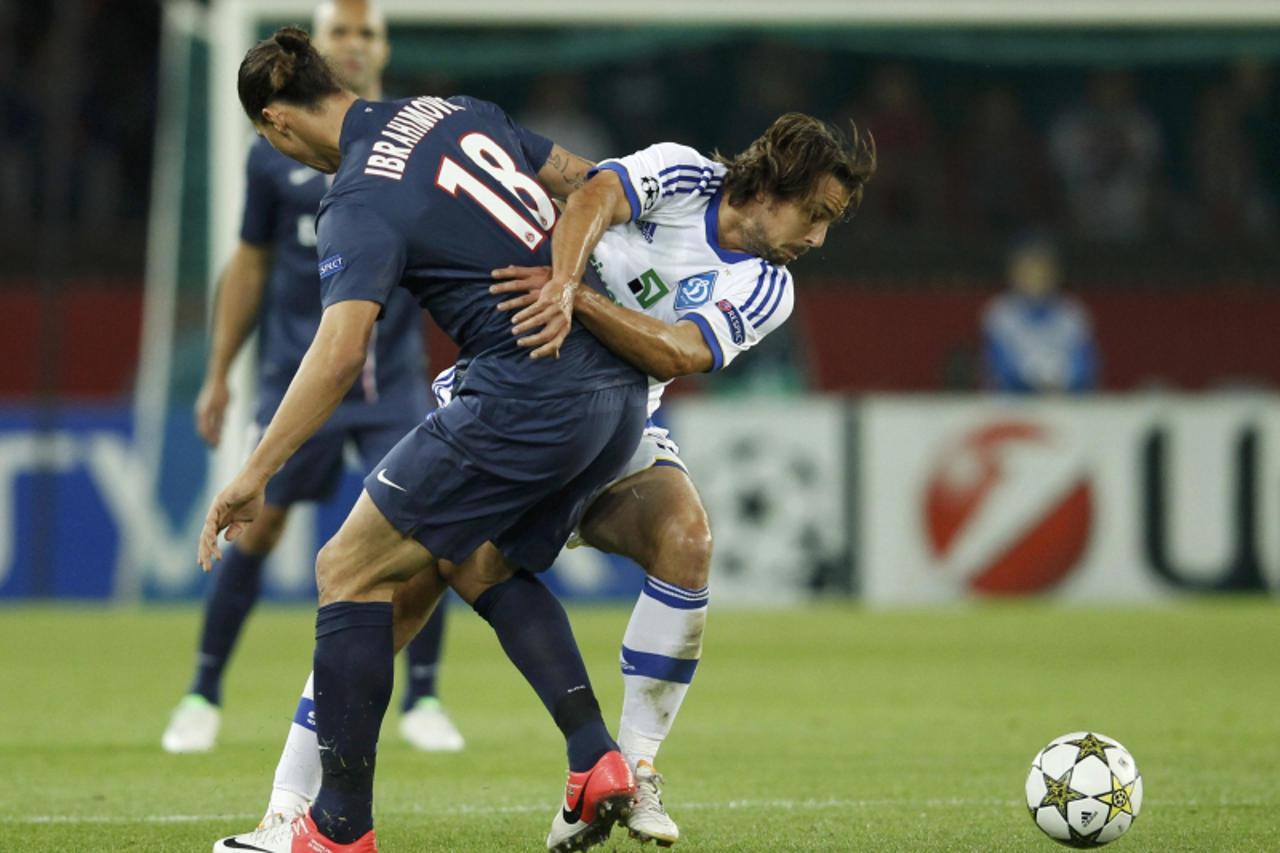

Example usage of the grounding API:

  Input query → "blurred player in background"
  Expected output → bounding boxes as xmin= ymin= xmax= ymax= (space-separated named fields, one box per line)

xmin=981 ymin=232 xmax=1099 ymax=393
xmin=201 ymin=26 xmax=649 ymax=853
xmin=216 ymin=113 xmax=876 ymax=852
xmin=162 ymin=0 xmax=465 ymax=761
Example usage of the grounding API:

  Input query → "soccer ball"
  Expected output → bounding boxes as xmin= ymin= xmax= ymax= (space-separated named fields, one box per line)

xmin=1025 ymin=731 xmax=1143 ymax=847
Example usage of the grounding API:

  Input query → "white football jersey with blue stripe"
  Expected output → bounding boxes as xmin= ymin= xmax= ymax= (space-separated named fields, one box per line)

xmin=590 ymin=142 xmax=795 ymax=416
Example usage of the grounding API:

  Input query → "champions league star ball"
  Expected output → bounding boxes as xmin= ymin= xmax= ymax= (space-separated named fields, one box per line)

xmin=1025 ymin=732 xmax=1143 ymax=847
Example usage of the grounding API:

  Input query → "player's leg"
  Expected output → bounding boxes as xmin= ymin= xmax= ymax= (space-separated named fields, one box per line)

xmin=353 ymin=420 xmax=463 ymax=752
xmin=308 ymin=384 xmax=642 ymax=852
xmin=301 ymin=490 xmax=439 ymax=848
xmin=447 ymin=548 xmax=637 ymax=853
xmin=188 ymin=504 xmax=289 ymax=701
xmin=399 ymin=609 xmax=462 ymax=748
xmin=580 ymin=464 xmax=711 ymax=765
xmin=161 ymin=504 xmax=289 ymax=755
xmin=164 ymin=430 xmax=347 ymax=754
xmin=222 ymin=531 xmax=626 ymax=853
xmin=258 ymin=565 xmax=451 ymax=822
xmin=471 ymin=388 xmax=646 ymax=853
xmin=577 ymin=443 xmax=712 ymax=847
xmin=214 ymin=567 xmax=450 ymax=853
xmin=223 ymin=421 xmax=454 ymax=833
xmin=441 ymin=546 xmax=623 ymax=775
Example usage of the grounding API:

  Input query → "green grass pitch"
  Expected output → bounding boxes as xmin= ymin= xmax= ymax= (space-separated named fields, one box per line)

xmin=2 ymin=598 xmax=1278 ymax=851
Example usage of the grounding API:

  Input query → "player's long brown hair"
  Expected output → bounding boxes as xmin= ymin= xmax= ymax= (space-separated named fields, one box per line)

xmin=238 ymin=26 xmax=343 ymax=121
xmin=716 ymin=114 xmax=877 ymax=218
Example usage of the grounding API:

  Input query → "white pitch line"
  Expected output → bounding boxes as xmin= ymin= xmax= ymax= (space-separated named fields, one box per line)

xmin=18 ymin=814 xmax=256 ymax=825
xmin=398 ymin=796 xmax=1022 ymax=817
xmin=10 ymin=797 xmax=1270 ymax=825
xmin=7 ymin=799 xmax=1017 ymax=824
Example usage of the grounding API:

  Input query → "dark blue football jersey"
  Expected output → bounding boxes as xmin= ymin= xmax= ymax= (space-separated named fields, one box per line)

xmin=315 ymin=95 xmax=642 ymax=399
xmin=239 ymin=137 xmax=427 ymax=424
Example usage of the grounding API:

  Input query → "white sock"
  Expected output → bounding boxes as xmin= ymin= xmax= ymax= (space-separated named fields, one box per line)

xmin=617 ymin=577 xmax=708 ymax=769
xmin=265 ymin=672 xmax=321 ymax=818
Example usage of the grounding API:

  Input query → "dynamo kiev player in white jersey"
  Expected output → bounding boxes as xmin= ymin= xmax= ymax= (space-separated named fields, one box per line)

xmin=217 ymin=113 xmax=875 ymax=853
xmin=502 ymin=116 xmax=873 ymax=850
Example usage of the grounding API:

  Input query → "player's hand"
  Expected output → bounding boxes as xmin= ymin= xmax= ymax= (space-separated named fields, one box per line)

xmin=197 ymin=469 xmax=266 ymax=572
xmin=194 ymin=377 xmax=231 ymax=447
xmin=490 ymin=265 xmax=551 ymax=313
xmin=510 ymin=275 xmax=578 ymax=359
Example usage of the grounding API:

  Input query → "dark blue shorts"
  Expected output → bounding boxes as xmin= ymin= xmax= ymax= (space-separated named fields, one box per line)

xmin=363 ymin=383 xmax=646 ymax=572
xmin=263 ymin=420 xmax=410 ymax=507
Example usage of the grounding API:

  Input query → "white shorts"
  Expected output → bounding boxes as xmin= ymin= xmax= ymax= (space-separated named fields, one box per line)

xmin=620 ymin=423 xmax=686 ymax=480
xmin=566 ymin=424 xmax=687 ymax=549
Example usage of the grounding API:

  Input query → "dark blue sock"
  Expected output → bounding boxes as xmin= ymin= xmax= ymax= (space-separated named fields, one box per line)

xmin=472 ymin=571 xmax=615 ymax=772
xmin=402 ymin=602 xmax=447 ymax=710
xmin=311 ymin=601 xmax=394 ymax=844
xmin=190 ymin=545 xmax=266 ymax=705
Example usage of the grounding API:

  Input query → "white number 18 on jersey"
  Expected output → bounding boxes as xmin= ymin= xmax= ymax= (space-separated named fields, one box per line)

xmin=435 ymin=132 xmax=557 ymax=251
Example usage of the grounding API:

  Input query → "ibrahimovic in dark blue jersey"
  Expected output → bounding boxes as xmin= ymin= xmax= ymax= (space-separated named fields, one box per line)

xmin=199 ymin=27 xmax=646 ymax=853
xmin=243 ymin=137 xmax=428 ymax=428
xmin=320 ymin=94 xmax=644 ymax=567
xmin=168 ymin=0 xmax=461 ymax=767
xmin=318 ymin=96 xmax=636 ymax=400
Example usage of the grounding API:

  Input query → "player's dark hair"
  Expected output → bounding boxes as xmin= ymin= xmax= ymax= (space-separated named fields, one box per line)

xmin=238 ymin=26 xmax=343 ymax=122
xmin=715 ymin=113 xmax=877 ymax=218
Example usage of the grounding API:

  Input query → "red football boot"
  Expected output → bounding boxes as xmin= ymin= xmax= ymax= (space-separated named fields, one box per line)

xmin=289 ymin=810 xmax=377 ymax=853
xmin=545 ymin=750 xmax=637 ymax=852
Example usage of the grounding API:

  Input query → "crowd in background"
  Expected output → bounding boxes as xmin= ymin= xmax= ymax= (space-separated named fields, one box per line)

xmin=486 ymin=51 xmax=1279 ymax=285
xmin=2 ymin=3 xmax=1278 ymax=288
xmin=0 ymin=3 xmax=159 ymax=274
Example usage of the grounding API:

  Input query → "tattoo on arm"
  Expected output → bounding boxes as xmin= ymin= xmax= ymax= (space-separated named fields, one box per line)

xmin=548 ymin=149 xmax=595 ymax=192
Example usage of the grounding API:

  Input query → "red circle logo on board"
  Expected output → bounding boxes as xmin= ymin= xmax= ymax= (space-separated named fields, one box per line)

xmin=923 ymin=420 xmax=1092 ymax=594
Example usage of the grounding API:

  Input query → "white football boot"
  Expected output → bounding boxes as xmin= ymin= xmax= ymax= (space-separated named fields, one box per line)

xmin=399 ymin=697 xmax=465 ymax=752
xmin=626 ymin=761 xmax=679 ymax=847
xmin=211 ymin=806 xmax=303 ymax=853
xmin=161 ymin=694 xmax=221 ymax=754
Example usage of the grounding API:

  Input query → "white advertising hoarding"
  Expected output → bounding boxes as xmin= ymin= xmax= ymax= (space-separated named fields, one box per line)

xmin=667 ymin=397 xmax=851 ymax=604
xmin=860 ymin=395 xmax=1280 ymax=605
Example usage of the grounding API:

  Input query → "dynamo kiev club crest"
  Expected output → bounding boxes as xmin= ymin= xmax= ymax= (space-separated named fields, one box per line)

xmin=675 ymin=271 xmax=718 ymax=310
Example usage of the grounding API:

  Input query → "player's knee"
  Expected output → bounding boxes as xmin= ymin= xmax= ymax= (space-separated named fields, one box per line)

xmin=392 ymin=571 xmax=442 ymax=653
xmin=315 ymin=537 xmax=360 ymax=605
xmin=652 ymin=513 xmax=713 ymax=589
xmin=435 ymin=559 xmax=459 ymax=586
xmin=441 ymin=545 xmax=515 ymax=605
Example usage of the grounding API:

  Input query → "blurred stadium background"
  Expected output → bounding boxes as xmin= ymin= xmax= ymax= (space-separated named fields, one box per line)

xmin=3 ymin=1 xmax=1280 ymax=850
xmin=6 ymin=0 xmax=1280 ymax=603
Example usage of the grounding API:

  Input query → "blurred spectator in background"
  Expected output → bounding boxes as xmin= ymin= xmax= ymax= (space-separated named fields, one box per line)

xmin=952 ymin=85 xmax=1054 ymax=239
xmin=725 ymin=42 xmax=822 ymax=151
xmin=981 ymin=233 xmax=1098 ymax=394
xmin=604 ymin=59 xmax=687 ymax=150
xmin=840 ymin=62 xmax=942 ymax=232
xmin=1048 ymin=70 xmax=1163 ymax=243
xmin=1229 ymin=60 xmax=1280 ymax=209
xmin=1190 ymin=82 xmax=1275 ymax=241
xmin=0 ymin=5 xmax=35 ymax=223
xmin=518 ymin=72 xmax=616 ymax=161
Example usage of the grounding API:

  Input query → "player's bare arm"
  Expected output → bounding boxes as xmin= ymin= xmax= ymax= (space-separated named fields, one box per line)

xmin=197 ymin=298 xmax=379 ymax=571
xmin=536 ymin=144 xmax=596 ymax=200
xmin=195 ymin=241 xmax=273 ymax=447
xmin=574 ymin=288 xmax=712 ymax=380
xmin=509 ymin=169 xmax=632 ymax=359
xmin=493 ymin=267 xmax=712 ymax=380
